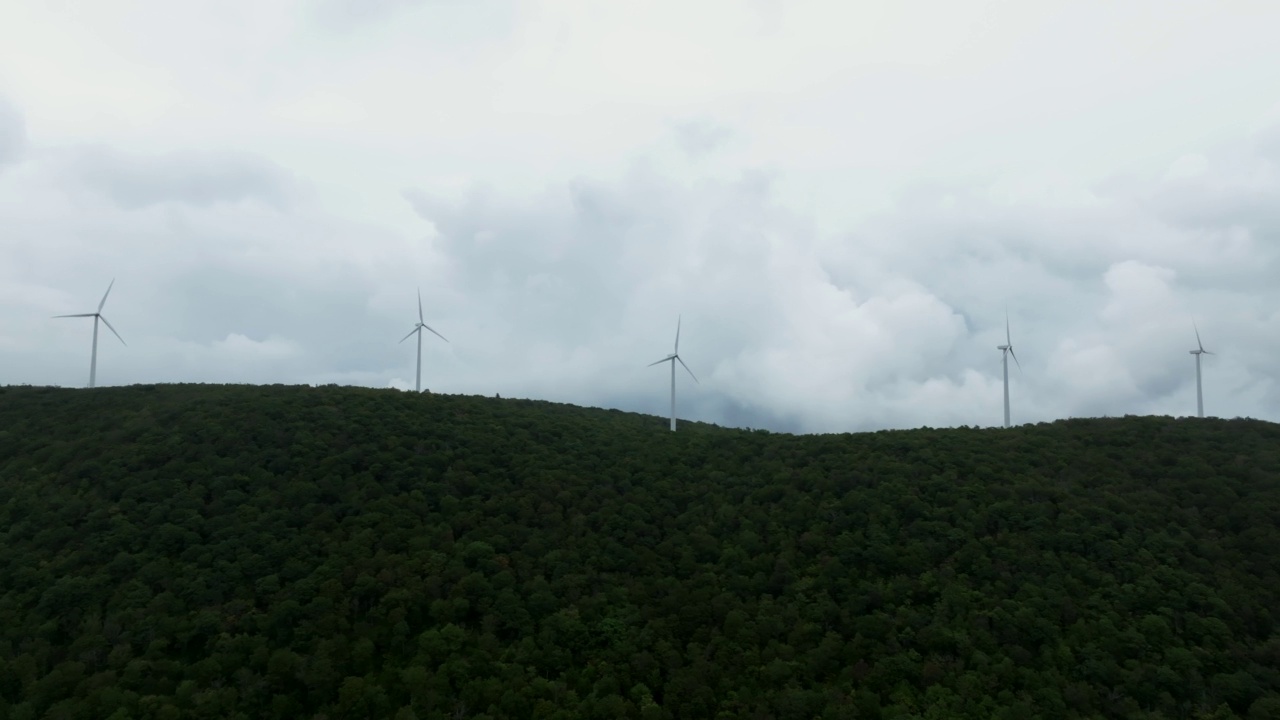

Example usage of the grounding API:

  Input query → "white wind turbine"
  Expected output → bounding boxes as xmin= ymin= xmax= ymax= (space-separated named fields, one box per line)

xmin=648 ymin=315 xmax=698 ymax=431
xmin=996 ymin=310 xmax=1021 ymax=428
xmin=53 ymin=279 xmax=126 ymax=388
xmin=1190 ymin=321 xmax=1213 ymax=418
xmin=399 ymin=289 xmax=448 ymax=393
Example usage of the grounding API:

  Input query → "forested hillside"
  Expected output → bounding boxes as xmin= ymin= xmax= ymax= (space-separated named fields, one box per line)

xmin=1 ymin=384 xmax=1278 ymax=720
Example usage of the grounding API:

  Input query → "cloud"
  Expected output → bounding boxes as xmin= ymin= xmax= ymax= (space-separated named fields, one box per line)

xmin=308 ymin=0 xmax=418 ymax=28
xmin=399 ymin=111 xmax=1280 ymax=431
xmin=3 ymin=1 xmax=1280 ymax=432
xmin=71 ymin=146 xmax=301 ymax=211
xmin=0 ymin=95 xmax=26 ymax=168
xmin=396 ymin=170 xmax=992 ymax=430
xmin=673 ymin=119 xmax=734 ymax=160
xmin=307 ymin=0 xmax=498 ymax=33
xmin=6 ymin=110 xmax=1280 ymax=431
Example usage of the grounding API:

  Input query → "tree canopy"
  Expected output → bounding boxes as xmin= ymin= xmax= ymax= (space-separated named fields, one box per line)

xmin=1 ymin=384 xmax=1278 ymax=719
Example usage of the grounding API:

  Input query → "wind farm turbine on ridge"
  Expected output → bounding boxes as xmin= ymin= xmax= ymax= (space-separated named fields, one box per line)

xmin=399 ymin=289 xmax=448 ymax=393
xmin=648 ymin=315 xmax=698 ymax=432
xmin=53 ymin=279 xmax=126 ymax=388
xmin=997 ymin=310 xmax=1021 ymax=428
xmin=1190 ymin=320 xmax=1213 ymax=418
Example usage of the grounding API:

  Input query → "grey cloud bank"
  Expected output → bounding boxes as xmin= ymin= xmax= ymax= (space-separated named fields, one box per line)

xmin=73 ymin=147 xmax=300 ymax=211
xmin=5 ymin=111 xmax=1280 ymax=433
xmin=1 ymin=1 xmax=1279 ymax=433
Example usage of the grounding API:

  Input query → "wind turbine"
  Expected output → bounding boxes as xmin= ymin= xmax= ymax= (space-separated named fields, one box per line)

xmin=399 ymin=289 xmax=448 ymax=393
xmin=648 ymin=315 xmax=698 ymax=431
xmin=1190 ymin=321 xmax=1213 ymax=418
xmin=53 ymin=279 xmax=126 ymax=388
xmin=996 ymin=310 xmax=1021 ymax=428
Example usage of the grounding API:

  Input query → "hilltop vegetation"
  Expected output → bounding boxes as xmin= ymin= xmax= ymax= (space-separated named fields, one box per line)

xmin=0 ymin=384 xmax=1278 ymax=720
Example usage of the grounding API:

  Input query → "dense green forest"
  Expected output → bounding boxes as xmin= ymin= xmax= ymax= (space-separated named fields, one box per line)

xmin=1 ymin=384 xmax=1278 ymax=720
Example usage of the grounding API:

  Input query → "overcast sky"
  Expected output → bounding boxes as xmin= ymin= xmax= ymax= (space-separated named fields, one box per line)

xmin=2 ymin=0 xmax=1279 ymax=433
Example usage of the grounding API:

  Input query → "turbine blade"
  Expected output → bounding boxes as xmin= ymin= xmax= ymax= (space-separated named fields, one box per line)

xmin=98 ymin=278 xmax=115 ymax=312
xmin=99 ymin=315 xmax=126 ymax=346
xmin=647 ymin=356 xmax=673 ymax=367
xmin=52 ymin=313 xmax=96 ymax=318
xmin=677 ymin=355 xmax=699 ymax=384
xmin=1193 ymin=321 xmax=1204 ymax=352
xmin=1009 ymin=347 xmax=1022 ymax=372
xmin=399 ymin=326 xmax=420 ymax=344
xmin=418 ymin=288 xmax=424 ymax=324
xmin=1005 ymin=309 xmax=1011 ymax=347
xmin=675 ymin=314 xmax=681 ymax=353
xmin=421 ymin=323 xmax=449 ymax=343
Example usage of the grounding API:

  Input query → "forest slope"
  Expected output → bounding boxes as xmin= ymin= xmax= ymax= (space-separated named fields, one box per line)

xmin=1 ymin=384 xmax=1278 ymax=720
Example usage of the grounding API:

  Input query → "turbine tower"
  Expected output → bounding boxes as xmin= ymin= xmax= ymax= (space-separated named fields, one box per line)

xmin=53 ymin=279 xmax=126 ymax=388
xmin=996 ymin=311 xmax=1021 ymax=428
xmin=1190 ymin=321 xmax=1213 ymax=418
xmin=399 ymin=289 xmax=448 ymax=393
xmin=648 ymin=315 xmax=698 ymax=431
